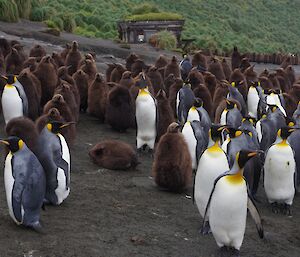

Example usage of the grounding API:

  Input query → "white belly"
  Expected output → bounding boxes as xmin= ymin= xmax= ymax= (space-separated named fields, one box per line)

xmin=136 ymin=96 xmax=157 ymax=148
xmin=266 ymin=95 xmax=286 ymax=116
xmin=2 ymin=86 xmax=23 ymax=124
xmin=221 ymin=138 xmax=230 ymax=153
xmin=264 ymin=144 xmax=295 ymax=204
xmin=4 ymin=153 xmax=24 ymax=224
xmin=182 ymin=122 xmax=197 ymax=169
xmin=220 ymin=110 xmax=228 ymax=125
xmin=55 ymin=134 xmax=71 ymax=204
xmin=256 ymin=121 xmax=262 ymax=143
xmin=247 ymin=88 xmax=259 ymax=119
xmin=209 ymin=177 xmax=247 ymax=250
xmin=195 ymin=149 xmax=229 ymax=217
xmin=187 ymin=109 xmax=199 ymax=122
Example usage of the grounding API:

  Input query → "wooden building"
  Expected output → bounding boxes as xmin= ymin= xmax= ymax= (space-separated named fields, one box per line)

xmin=117 ymin=20 xmax=185 ymax=44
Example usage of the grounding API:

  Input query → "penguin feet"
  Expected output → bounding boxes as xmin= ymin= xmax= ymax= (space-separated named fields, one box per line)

xmin=271 ymin=202 xmax=280 ymax=214
xmin=229 ymin=248 xmax=240 ymax=257
xmin=200 ymin=221 xmax=211 ymax=235
xmin=218 ymin=246 xmax=228 ymax=257
xmin=283 ymin=204 xmax=292 ymax=217
xmin=29 ymin=222 xmax=46 ymax=234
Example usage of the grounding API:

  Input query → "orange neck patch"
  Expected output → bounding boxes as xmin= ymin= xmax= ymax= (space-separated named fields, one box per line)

xmin=225 ymin=171 xmax=244 ymax=184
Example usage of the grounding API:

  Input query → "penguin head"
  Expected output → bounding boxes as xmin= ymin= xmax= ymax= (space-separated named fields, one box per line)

xmin=225 ymin=99 xmax=237 ymax=109
xmin=46 ymin=121 xmax=75 ymax=135
xmin=242 ymin=117 xmax=256 ymax=125
xmin=285 ymin=117 xmax=295 ymax=127
xmin=225 ymin=127 xmax=243 ymax=139
xmin=0 ymin=136 xmax=24 ymax=153
xmin=236 ymin=150 xmax=259 ymax=169
xmin=136 ymin=72 xmax=148 ymax=89
xmin=267 ymin=104 xmax=278 ymax=113
xmin=167 ymin=122 xmax=181 ymax=133
xmin=277 ymin=127 xmax=296 ymax=139
xmin=193 ymin=98 xmax=203 ymax=108
xmin=6 ymin=75 xmax=16 ymax=85
xmin=210 ymin=124 xmax=225 ymax=141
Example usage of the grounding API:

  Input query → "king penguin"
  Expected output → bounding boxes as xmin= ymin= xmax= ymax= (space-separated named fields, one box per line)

xmin=0 ymin=136 xmax=46 ymax=232
xmin=220 ymin=98 xmax=242 ymax=128
xmin=135 ymin=75 xmax=157 ymax=152
xmin=36 ymin=121 xmax=72 ymax=205
xmin=247 ymin=81 xmax=263 ymax=119
xmin=176 ymin=82 xmax=195 ymax=124
xmin=194 ymin=125 xmax=229 ymax=232
xmin=202 ymin=150 xmax=264 ymax=257
xmin=228 ymin=82 xmax=247 ymax=116
xmin=1 ymin=75 xmax=28 ymax=124
xmin=264 ymin=127 xmax=297 ymax=215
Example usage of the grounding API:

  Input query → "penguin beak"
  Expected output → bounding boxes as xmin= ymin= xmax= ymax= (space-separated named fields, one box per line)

xmin=59 ymin=122 xmax=76 ymax=129
xmin=0 ymin=75 xmax=7 ymax=80
xmin=0 ymin=140 xmax=10 ymax=146
xmin=217 ymin=126 xmax=226 ymax=131
xmin=247 ymin=151 xmax=258 ymax=157
xmin=288 ymin=128 xmax=297 ymax=133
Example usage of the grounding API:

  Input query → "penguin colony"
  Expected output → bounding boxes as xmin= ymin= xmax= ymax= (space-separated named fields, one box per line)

xmin=0 ymin=40 xmax=299 ymax=256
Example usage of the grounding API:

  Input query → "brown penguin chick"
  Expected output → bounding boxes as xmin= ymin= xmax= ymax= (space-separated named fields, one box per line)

xmin=33 ymin=55 xmax=58 ymax=106
xmin=43 ymin=94 xmax=76 ymax=145
xmin=164 ymin=56 xmax=180 ymax=79
xmin=52 ymin=52 xmax=65 ymax=67
xmin=18 ymin=69 xmax=41 ymax=120
xmin=13 ymin=44 xmax=27 ymax=63
xmin=119 ymin=71 xmax=134 ymax=89
xmin=285 ymin=65 xmax=296 ymax=87
xmin=0 ymin=38 xmax=11 ymax=57
xmin=203 ymin=71 xmax=217 ymax=98
xmin=58 ymin=66 xmax=75 ymax=86
xmin=131 ymin=59 xmax=148 ymax=78
xmin=231 ymin=46 xmax=241 ymax=70
xmin=187 ymin=67 xmax=205 ymax=90
xmin=60 ymin=43 xmax=71 ymax=62
xmin=105 ymin=85 xmax=134 ymax=132
xmin=22 ymin=57 xmax=38 ymax=72
xmin=54 ymin=82 xmax=79 ymax=122
xmin=268 ymin=73 xmax=281 ymax=90
xmin=72 ymin=69 xmax=89 ymax=112
xmin=229 ymin=68 xmax=248 ymax=100
xmin=80 ymin=59 xmax=97 ymax=86
xmin=110 ymin=63 xmax=126 ymax=83
xmin=259 ymin=69 xmax=269 ymax=78
xmin=89 ymin=140 xmax=138 ymax=170
xmin=35 ymin=107 xmax=63 ymax=133
xmin=258 ymin=76 xmax=273 ymax=90
xmin=125 ymin=53 xmax=139 ymax=71
xmin=283 ymin=93 xmax=297 ymax=117
xmin=79 ymin=53 xmax=95 ymax=67
xmin=212 ymin=81 xmax=229 ymax=118
xmin=105 ymin=63 xmax=117 ymax=82
xmin=5 ymin=48 xmax=23 ymax=74
xmin=193 ymin=84 xmax=213 ymax=118
xmin=288 ymin=85 xmax=300 ymax=103
xmin=29 ymin=44 xmax=46 ymax=58
xmin=208 ymin=57 xmax=226 ymax=81
xmin=155 ymin=55 xmax=168 ymax=69
xmin=191 ymin=51 xmax=207 ymax=70
xmin=10 ymin=40 xmax=21 ymax=47
xmin=214 ymin=98 xmax=241 ymax=124
xmin=6 ymin=117 xmax=39 ymax=154
xmin=221 ymin=58 xmax=232 ymax=81
xmin=156 ymin=89 xmax=175 ymax=141
xmin=275 ymin=74 xmax=289 ymax=93
xmin=168 ymin=78 xmax=184 ymax=116
xmin=152 ymin=122 xmax=192 ymax=193
xmin=240 ymin=58 xmax=251 ymax=73
xmin=163 ymin=73 xmax=176 ymax=97
xmin=147 ymin=65 xmax=164 ymax=95
xmin=244 ymin=65 xmax=257 ymax=85
xmin=280 ymin=56 xmax=291 ymax=69
xmin=87 ymin=73 xmax=108 ymax=122
xmin=0 ymin=51 xmax=5 ymax=74
xmin=65 ymin=41 xmax=82 ymax=76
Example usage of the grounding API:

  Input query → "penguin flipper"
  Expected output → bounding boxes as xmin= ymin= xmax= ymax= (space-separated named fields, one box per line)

xmin=202 ymin=172 xmax=229 ymax=234
xmin=247 ymin=194 xmax=264 ymax=239
xmin=12 ymin=183 xmax=23 ymax=223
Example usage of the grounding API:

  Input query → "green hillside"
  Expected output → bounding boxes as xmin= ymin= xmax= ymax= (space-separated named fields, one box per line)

xmin=2 ymin=0 xmax=300 ymax=53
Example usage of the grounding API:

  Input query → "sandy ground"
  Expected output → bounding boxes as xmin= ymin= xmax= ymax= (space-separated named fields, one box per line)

xmin=0 ymin=22 xmax=299 ymax=257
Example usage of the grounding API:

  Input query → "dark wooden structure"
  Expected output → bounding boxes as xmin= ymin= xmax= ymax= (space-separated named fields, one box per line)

xmin=117 ymin=20 xmax=185 ymax=44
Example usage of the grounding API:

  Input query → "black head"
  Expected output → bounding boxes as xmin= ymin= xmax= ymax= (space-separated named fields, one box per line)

xmin=277 ymin=127 xmax=296 ymax=139
xmin=136 ymin=73 xmax=148 ymax=89
xmin=242 ymin=116 xmax=256 ymax=125
xmin=267 ymin=104 xmax=278 ymax=113
xmin=285 ymin=117 xmax=295 ymax=127
xmin=0 ymin=136 xmax=24 ymax=153
xmin=237 ymin=150 xmax=259 ymax=169
xmin=225 ymin=99 xmax=237 ymax=109
xmin=225 ymin=127 xmax=243 ymax=139
xmin=193 ymin=98 xmax=203 ymax=108
xmin=6 ymin=74 xmax=16 ymax=84
xmin=47 ymin=121 xmax=74 ymax=134
xmin=210 ymin=124 xmax=225 ymax=141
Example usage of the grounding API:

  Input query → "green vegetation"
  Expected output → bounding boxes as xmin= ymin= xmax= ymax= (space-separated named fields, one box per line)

xmin=126 ymin=12 xmax=183 ymax=22
xmin=149 ymin=30 xmax=178 ymax=50
xmin=2 ymin=0 xmax=300 ymax=53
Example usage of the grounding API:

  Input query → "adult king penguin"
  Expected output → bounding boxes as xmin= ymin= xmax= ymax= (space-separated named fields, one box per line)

xmin=194 ymin=125 xmax=229 ymax=233
xmin=0 ymin=136 xmax=46 ymax=232
xmin=264 ymin=127 xmax=297 ymax=215
xmin=135 ymin=74 xmax=157 ymax=152
xmin=203 ymin=150 xmax=264 ymax=257
xmin=220 ymin=98 xmax=242 ymax=128
xmin=1 ymin=75 xmax=28 ymax=124
xmin=36 ymin=121 xmax=72 ymax=205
